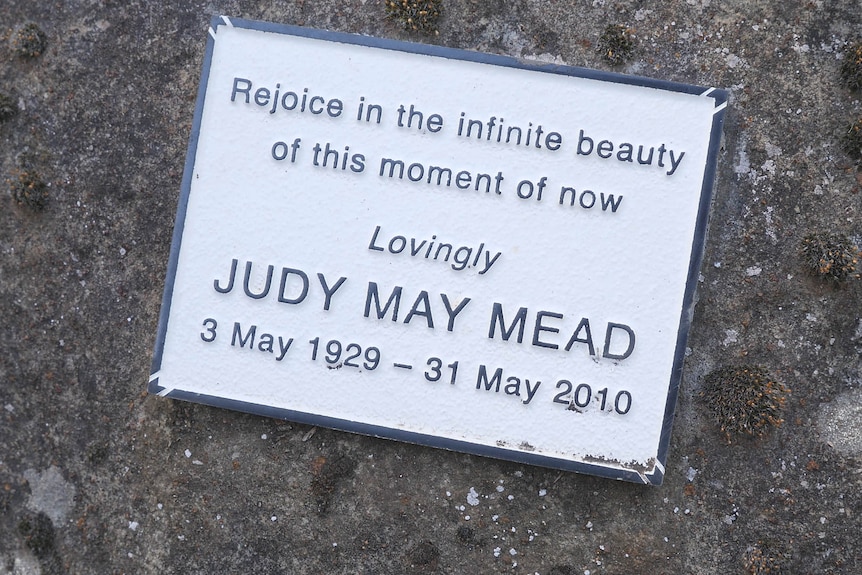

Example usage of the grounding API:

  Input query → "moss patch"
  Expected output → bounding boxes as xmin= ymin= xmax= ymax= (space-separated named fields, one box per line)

xmin=0 ymin=93 xmax=17 ymax=123
xmin=405 ymin=540 xmax=440 ymax=570
xmin=9 ymin=170 xmax=48 ymax=211
xmin=841 ymin=40 xmax=862 ymax=91
xmin=744 ymin=542 xmax=784 ymax=575
xmin=17 ymin=512 xmax=55 ymax=560
xmin=14 ymin=23 xmax=48 ymax=59
xmin=598 ymin=24 xmax=634 ymax=65
xmin=800 ymin=232 xmax=860 ymax=281
xmin=843 ymin=117 xmax=862 ymax=163
xmin=700 ymin=366 xmax=789 ymax=441
xmin=310 ymin=454 xmax=355 ymax=514
xmin=455 ymin=525 xmax=475 ymax=546
xmin=385 ymin=0 xmax=442 ymax=35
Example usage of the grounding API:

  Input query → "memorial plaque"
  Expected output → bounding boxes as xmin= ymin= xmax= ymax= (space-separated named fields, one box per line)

xmin=150 ymin=16 xmax=727 ymax=484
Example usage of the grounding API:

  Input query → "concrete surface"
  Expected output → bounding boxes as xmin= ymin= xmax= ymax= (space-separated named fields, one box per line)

xmin=1 ymin=1 xmax=861 ymax=573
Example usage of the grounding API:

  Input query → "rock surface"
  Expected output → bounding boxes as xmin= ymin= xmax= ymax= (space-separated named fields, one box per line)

xmin=2 ymin=1 xmax=861 ymax=573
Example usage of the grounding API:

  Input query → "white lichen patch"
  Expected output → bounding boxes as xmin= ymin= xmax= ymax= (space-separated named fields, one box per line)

xmin=733 ymin=136 xmax=751 ymax=176
xmin=818 ymin=389 xmax=862 ymax=456
xmin=522 ymin=53 xmax=566 ymax=65
xmin=722 ymin=329 xmax=738 ymax=346
xmin=765 ymin=142 xmax=783 ymax=158
xmin=23 ymin=466 xmax=76 ymax=524
xmin=745 ymin=266 xmax=763 ymax=277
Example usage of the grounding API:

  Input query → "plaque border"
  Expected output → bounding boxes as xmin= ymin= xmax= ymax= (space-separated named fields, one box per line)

xmin=149 ymin=15 xmax=729 ymax=485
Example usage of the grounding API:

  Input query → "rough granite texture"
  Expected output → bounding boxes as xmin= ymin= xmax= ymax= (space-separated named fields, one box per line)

xmin=1 ymin=1 xmax=861 ymax=574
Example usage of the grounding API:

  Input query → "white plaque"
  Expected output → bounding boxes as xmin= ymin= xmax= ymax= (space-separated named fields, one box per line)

xmin=150 ymin=16 xmax=727 ymax=484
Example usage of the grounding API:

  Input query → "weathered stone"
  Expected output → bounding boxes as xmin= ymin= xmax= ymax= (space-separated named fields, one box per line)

xmin=2 ymin=1 xmax=861 ymax=573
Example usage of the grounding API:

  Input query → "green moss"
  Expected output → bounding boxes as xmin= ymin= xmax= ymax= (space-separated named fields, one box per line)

xmin=17 ymin=512 xmax=55 ymax=559
xmin=599 ymin=24 xmax=634 ymax=65
xmin=700 ymin=366 xmax=789 ymax=440
xmin=0 ymin=93 xmax=16 ymax=123
xmin=800 ymin=232 xmax=860 ymax=281
xmin=14 ymin=23 xmax=47 ymax=59
xmin=843 ymin=117 xmax=862 ymax=162
xmin=9 ymin=170 xmax=48 ymax=211
xmin=385 ymin=0 xmax=442 ymax=35
xmin=841 ymin=40 xmax=862 ymax=91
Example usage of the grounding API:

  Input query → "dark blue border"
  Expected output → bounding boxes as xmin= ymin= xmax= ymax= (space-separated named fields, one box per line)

xmin=150 ymin=15 xmax=729 ymax=486
xmin=150 ymin=23 xmax=219 ymax=377
xmin=657 ymin=94 xmax=728 ymax=481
